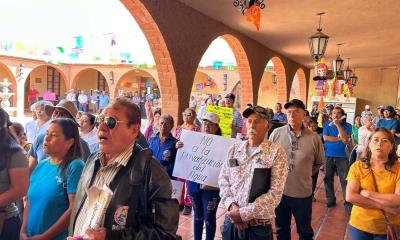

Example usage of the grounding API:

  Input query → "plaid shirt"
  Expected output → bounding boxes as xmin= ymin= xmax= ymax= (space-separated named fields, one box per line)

xmin=218 ymin=140 xmax=288 ymax=222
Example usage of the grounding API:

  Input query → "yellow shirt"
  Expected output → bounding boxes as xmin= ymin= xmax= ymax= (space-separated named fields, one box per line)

xmin=347 ymin=160 xmax=400 ymax=234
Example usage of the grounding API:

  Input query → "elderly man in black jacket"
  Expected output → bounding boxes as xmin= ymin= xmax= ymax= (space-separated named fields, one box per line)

xmin=68 ymin=97 xmax=180 ymax=240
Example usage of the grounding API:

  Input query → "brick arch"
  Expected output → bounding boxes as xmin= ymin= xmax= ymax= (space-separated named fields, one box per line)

xmin=270 ymin=57 xmax=287 ymax=104
xmin=0 ymin=62 xmax=17 ymax=108
xmin=24 ymin=64 xmax=68 ymax=88
xmin=114 ymin=69 xmax=159 ymax=97
xmin=220 ymin=34 xmax=252 ymax=109
xmin=290 ymin=68 xmax=307 ymax=104
xmin=71 ymin=68 xmax=109 ymax=90
xmin=121 ymin=0 xmax=178 ymax=118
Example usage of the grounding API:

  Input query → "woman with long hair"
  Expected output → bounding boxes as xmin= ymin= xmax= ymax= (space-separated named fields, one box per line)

xmin=176 ymin=112 xmax=222 ymax=240
xmin=174 ymin=108 xmax=200 ymax=215
xmin=78 ymin=112 xmax=98 ymax=153
xmin=144 ymin=99 xmax=162 ymax=141
xmin=0 ymin=109 xmax=29 ymax=239
xmin=346 ymin=128 xmax=400 ymax=239
xmin=21 ymin=118 xmax=84 ymax=240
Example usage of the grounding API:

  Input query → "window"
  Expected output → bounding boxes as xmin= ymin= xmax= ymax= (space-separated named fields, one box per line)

xmin=97 ymin=72 xmax=109 ymax=91
xmin=47 ymin=67 xmax=60 ymax=96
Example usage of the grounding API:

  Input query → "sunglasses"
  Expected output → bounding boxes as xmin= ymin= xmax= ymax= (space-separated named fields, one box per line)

xmin=182 ymin=112 xmax=192 ymax=117
xmin=95 ymin=116 xmax=128 ymax=129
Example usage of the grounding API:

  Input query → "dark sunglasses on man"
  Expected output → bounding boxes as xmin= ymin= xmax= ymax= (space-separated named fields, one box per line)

xmin=95 ymin=116 xmax=128 ymax=129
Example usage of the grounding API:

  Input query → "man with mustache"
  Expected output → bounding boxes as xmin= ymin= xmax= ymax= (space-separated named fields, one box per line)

xmin=219 ymin=106 xmax=288 ymax=240
xmin=269 ymin=99 xmax=325 ymax=240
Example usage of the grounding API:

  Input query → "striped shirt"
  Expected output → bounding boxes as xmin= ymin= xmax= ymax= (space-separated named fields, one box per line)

xmin=74 ymin=143 xmax=134 ymax=237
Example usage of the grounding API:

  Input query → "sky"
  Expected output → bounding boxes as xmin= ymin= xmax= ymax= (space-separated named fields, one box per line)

xmin=0 ymin=0 xmax=237 ymax=66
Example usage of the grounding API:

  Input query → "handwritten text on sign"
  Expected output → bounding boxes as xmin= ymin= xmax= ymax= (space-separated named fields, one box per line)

xmin=172 ymin=129 xmax=238 ymax=187
xmin=206 ymin=105 xmax=233 ymax=138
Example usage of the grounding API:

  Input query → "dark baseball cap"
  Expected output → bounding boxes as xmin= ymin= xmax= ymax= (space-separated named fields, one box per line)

xmin=284 ymin=99 xmax=306 ymax=110
xmin=243 ymin=106 xmax=270 ymax=120
xmin=225 ymin=93 xmax=235 ymax=101
xmin=325 ymin=104 xmax=334 ymax=110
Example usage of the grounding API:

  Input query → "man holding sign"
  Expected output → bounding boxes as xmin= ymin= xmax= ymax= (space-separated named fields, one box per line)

xmin=219 ymin=106 xmax=288 ymax=240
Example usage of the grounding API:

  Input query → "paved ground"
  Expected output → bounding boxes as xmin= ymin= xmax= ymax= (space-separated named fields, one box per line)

xmin=177 ymin=173 xmax=351 ymax=240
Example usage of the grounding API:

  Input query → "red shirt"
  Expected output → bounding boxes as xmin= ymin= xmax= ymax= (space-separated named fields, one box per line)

xmin=28 ymin=89 xmax=39 ymax=101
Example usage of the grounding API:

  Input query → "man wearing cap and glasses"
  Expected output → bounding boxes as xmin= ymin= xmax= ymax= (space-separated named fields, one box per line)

xmin=224 ymin=93 xmax=243 ymax=139
xmin=68 ymin=97 xmax=180 ymax=240
xmin=219 ymin=105 xmax=288 ymax=240
xmin=269 ymin=99 xmax=325 ymax=240
xmin=28 ymin=99 xmax=91 ymax=172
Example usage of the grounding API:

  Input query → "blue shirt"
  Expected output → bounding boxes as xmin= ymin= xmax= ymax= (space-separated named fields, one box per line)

xmin=231 ymin=110 xmax=243 ymax=138
xmin=323 ymin=121 xmax=352 ymax=158
xmin=377 ymin=118 xmax=399 ymax=132
xmin=27 ymin=159 xmax=84 ymax=240
xmin=99 ymin=94 xmax=110 ymax=108
xmin=149 ymin=133 xmax=177 ymax=178
xmin=273 ymin=112 xmax=288 ymax=122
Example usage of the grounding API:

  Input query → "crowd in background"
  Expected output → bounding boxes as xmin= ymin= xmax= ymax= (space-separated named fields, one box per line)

xmin=0 ymin=91 xmax=399 ymax=240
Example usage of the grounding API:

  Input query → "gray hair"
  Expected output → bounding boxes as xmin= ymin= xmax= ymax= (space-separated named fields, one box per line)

xmin=160 ymin=114 xmax=174 ymax=127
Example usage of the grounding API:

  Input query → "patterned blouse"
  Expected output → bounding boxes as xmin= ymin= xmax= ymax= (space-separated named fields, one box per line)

xmin=218 ymin=140 xmax=288 ymax=222
xmin=174 ymin=125 xmax=200 ymax=140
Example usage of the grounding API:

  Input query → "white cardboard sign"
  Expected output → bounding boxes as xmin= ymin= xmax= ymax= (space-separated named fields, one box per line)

xmin=171 ymin=180 xmax=184 ymax=200
xmin=172 ymin=129 xmax=238 ymax=188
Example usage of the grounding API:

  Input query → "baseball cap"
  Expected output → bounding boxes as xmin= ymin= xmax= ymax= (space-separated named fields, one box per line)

xmin=224 ymin=93 xmax=235 ymax=101
xmin=242 ymin=106 xmax=270 ymax=120
xmin=284 ymin=99 xmax=306 ymax=110
xmin=201 ymin=112 xmax=220 ymax=125
xmin=325 ymin=104 xmax=334 ymax=110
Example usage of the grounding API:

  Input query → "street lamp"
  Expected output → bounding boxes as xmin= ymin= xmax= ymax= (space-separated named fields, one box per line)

xmin=308 ymin=12 xmax=329 ymax=62
xmin=272 ymin=73 xmax=278 ymax=85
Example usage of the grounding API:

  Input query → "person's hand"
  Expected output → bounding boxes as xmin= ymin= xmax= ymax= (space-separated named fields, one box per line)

xmin=360 ymin=189 xmax=370 ymax=198
xmin=86 ymin=228 xmax=106 ymax=240
xmin=28 ymin=234 xmax=47 ymax=240
xmin=176 ymin=141 xmax=184 ymax=149
xmin=332 ymin=118 xmax=341 ymax=126
xmin=229 ymin=204 xmax=243 ymax=224
xmin=20 ymin=233 xmax=29 ymax=240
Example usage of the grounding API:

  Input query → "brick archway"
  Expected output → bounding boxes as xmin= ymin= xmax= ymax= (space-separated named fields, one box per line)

xmin=121 ymin=0 xmax=178 ymax=118
xmin=270 ymin=57 xmax=287 ymax=104
xmin=71 ymin=68 xmax=109 ymax=92
xmin=115 ymin=69 xmax=160 ymax=97
xmin=291 ymin=68 xmax=307 ymax=104
xmin=0 ymin=62 xmax=17 ymax=108
xmin=221 ymin=34 xmax=252 ymax=110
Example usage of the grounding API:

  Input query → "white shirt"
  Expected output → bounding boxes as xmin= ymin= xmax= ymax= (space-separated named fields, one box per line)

xmin=25 ymin=120 xmax=38 ymax=143
xmin=66 ymin=92 xmax=77 ymax=102
xmin=78 ymin=94 xmax=88 ymax=104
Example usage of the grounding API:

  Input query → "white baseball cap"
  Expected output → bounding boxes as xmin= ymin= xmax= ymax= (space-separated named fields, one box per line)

xmin=201 ymin=112 xmax=220 ymax=125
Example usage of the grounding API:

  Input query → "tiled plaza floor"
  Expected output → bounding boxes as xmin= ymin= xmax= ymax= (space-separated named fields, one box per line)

xmin=177 ymin=172 xmax=351 ymax=240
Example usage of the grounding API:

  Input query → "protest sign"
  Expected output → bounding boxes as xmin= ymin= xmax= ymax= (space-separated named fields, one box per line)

xmin=170 ymin=180 xmax=184 ymax=200
xmin=172 ymin=129 xmax=238 ymax=187
xmin=206 ymin=105 xmax=233 ymax=137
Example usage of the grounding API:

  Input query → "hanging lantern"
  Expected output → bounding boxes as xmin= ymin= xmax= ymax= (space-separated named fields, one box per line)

xmin=308 ymin=12 xmax=329 ymax=62
xmin=343 ymin=58 xmax=353 ymax=80
xmin=333 ymin=43 xmax=344 ymax=75
xmin=350 ymin=73 xmax=358 ymax=86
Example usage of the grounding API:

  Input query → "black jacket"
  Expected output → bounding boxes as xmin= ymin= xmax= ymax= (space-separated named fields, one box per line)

xmin=68 ymin=145 xmax=180 ymax=239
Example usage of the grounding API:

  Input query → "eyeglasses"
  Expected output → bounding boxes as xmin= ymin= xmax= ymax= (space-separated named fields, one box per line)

xmin=182 ymin=112 xmax=192 ymax=117
xmin=95 ymin=116 xmax=128 ymax=129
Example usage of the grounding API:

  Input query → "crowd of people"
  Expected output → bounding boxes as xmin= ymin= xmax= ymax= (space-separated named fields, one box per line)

xmin=0 ymin=91 xmax=399 ymax=240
